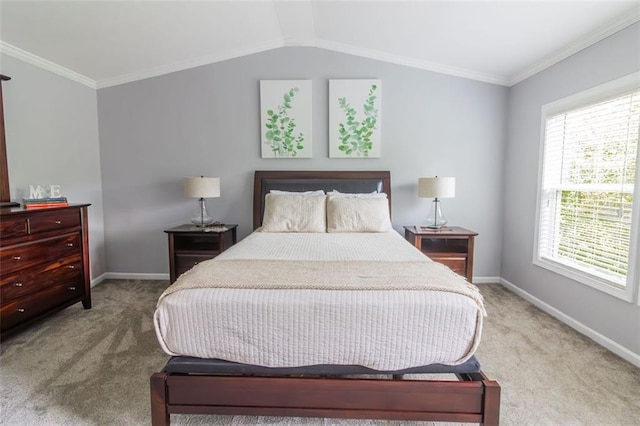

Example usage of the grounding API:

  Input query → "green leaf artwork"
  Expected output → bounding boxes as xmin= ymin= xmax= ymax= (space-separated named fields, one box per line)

xmin=329 ymin=80 xmax=382 ymax=158
xmin=264 ymin=87 xmax=305 ymax=157
xmin=336 ymin=83 xmax=379 ymax=157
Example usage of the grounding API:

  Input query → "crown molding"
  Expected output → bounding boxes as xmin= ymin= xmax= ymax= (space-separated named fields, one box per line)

xmin=96 ymin=39 xmax=285 ymax=89
xmin=282 ymin=38 xmax=317 ymax=47
xmin=509 ymin=11 xmax=640 ymax=86
xmin=315 ymin=39 xmax=510 ymax=86
xmin=0 ymin=41 xmax=96 ymax=89
xmin=3 ymin=9 xmax=638 ymax=90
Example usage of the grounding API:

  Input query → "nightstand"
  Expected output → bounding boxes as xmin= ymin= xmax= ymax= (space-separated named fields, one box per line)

xmin=165 ymin=224 xmax=238 ymax=283
xmin=403 ymin=226 xmax=478 ymax=282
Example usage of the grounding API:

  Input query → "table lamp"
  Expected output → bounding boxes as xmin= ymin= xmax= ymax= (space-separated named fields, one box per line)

xmin=418 ymin=176 xmax=456 ymax=229
xmin=184 ymin=176 xmax=220 ymax=227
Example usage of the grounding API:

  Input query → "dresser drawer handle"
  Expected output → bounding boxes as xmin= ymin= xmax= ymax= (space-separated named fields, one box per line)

xmin=17 ymin=308 xmax=25 ymax=313
xmin=55 ymin=220 xmax=62 ymax=225
xmin=68 ymin=286 xmax=76 ymax=291
xmin=14 ymin=282 xmax=23 ymax=287
xmin=12 ymin=255 xmax=21 ymax=260
xmin=67 ymin=243 xmax=74 ymax=247
xmin=68 ymin=265 xmax=76 ymax=269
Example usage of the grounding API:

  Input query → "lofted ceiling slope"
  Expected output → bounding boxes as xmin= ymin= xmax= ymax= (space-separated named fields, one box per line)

xmin=0 ymin=1 xmax=639 ymax=89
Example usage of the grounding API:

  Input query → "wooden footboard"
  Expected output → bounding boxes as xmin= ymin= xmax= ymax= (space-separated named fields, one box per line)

xmin=150 ymin=372 xmax=500 ymax=425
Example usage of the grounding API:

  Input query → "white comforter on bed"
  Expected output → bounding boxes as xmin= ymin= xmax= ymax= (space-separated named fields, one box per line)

xmin=154 ymin=230 xmax=484 ymax=370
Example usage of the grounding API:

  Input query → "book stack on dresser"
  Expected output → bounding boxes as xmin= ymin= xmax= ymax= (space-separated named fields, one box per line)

xmin=0 ymin=204 xmax=91 ymax=338
xmin=22 ymin=197 xmax=69 ymax=209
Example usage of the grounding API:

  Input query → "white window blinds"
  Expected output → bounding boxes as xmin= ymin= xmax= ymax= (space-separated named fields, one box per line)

xmin=537 ymin=89 xmax=639 ymax=289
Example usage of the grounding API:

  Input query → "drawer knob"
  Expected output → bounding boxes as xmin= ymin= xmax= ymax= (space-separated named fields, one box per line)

xmin=17 ymin=308 xmax=25 ymax=313
xmin=68 ymin=286 xmax=76 ymax=291
xmin=12 ymin=255 xmax=21 ymax=260
xmin=14 ymin=282 xmax=23 ymax=287
xmin=55 ymin=220 xmax=62 ymax=225
xmin=68 ymin=265 xmax=76 ymax=269
xmin=67 ymin=243 xmax=74 ymax=247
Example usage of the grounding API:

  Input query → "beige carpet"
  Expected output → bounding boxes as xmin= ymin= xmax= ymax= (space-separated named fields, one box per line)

xmin=1 ymin=280 xmax=639 ymax=425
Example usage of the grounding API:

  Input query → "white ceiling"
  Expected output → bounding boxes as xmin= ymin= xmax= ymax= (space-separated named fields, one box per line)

xmin=1 ymin=1 xmax=639 ymax=89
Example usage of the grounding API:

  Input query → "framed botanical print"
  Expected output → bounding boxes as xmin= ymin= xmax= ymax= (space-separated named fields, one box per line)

xmin=260 ymin=80 xmax=312 ymax=158
xmin=329 ymin=79 xmax=381 ymax=158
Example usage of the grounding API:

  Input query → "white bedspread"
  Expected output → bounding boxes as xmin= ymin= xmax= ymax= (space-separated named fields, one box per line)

xmin=154 ymin=230 xmax=484 ymax=370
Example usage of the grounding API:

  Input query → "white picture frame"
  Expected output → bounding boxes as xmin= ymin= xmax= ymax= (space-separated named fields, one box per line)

xmin=329 ymin=79 xmax=382 ymax=158
xmin=260 ymin=80 xmax=312 ymax=158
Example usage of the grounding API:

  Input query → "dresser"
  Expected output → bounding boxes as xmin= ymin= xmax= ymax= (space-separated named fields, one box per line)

xmin=0 ymin=204 xmax=91 ymax=338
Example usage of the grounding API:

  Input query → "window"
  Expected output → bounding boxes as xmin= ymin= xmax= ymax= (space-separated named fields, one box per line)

xmin=534 ymin=73 xmax=640 ymax=301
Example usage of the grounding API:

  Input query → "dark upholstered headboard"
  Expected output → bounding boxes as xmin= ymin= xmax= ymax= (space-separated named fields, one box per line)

xmin=253 ymin=170 xmax=391 ymax=230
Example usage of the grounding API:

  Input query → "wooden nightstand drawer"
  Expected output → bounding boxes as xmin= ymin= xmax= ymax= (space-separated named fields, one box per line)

xmin=404 ymin=226 xmax=477 ymax=282
xmin=166 ymin=225 xmax=238 ymax=284
xmin=175 ymin=254 xmax=215 ymax=277
xmin=430 ymin=257 xmax=466 ymax=276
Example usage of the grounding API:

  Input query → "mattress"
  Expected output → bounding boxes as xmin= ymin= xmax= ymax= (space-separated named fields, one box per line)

xmin=153 ymin=230 xmax=484 ymax=370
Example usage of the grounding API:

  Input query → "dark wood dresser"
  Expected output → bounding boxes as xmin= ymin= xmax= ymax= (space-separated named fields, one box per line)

xmin=0 ymin=204 xmax=91 ymax=338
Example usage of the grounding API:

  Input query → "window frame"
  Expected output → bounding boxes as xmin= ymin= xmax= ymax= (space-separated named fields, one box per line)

xmin=533 ymin=72 xmax=640 ymax=303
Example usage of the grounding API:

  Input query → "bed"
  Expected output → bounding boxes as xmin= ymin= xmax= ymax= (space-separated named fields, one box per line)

xmin=150 ymin=170 xmax=500 ymax=425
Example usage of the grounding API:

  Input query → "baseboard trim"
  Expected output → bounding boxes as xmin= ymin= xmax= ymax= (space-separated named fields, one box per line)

xmin=499 ymin=277 xmax=640 ymax=368
xmin=473 ymin=276 xmax=501 ymax=284
xmin=103 ymin=272 xmax=170 ymax=281
xmin=90 ymin=273 xmax=107 ymax=287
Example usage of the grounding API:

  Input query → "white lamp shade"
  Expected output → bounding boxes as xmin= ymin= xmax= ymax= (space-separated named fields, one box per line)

xmin=184 ymin=177 xmax=220 ymax=198
xmin=418 ymin=177 xmax=456 ymax=198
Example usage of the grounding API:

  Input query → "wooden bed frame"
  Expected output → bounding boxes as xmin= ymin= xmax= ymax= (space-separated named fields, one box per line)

xmin=150 ymin=170 xmax=501 ymax=425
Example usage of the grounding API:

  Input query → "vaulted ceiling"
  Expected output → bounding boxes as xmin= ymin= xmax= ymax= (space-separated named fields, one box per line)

xmin=1 ymin=1 xmax=639 ymax=89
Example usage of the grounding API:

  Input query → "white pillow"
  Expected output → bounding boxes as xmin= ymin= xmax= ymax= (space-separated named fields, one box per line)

xmin=270 ymin=190 xmax=325 ymax=196
xmin=326 ymin=194 xmax=392 ymax=233
xmin=328 ymin=190 xmax=387 ymax=199
xmin=262 ymin=193 xmax=327 ymax=232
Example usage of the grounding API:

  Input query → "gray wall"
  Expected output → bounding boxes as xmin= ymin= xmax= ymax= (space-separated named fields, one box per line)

xmin=2 ymin=54 xmax=106 ymax=281
xmin=502 ymin=23 xmax=640 ymax=356
xmin=4 ymin=25 xmax=638 ymax=361
xmin=97 ymin=47 xmax=508 ymax=278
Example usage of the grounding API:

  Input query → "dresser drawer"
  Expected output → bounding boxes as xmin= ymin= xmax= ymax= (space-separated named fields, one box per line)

xmin=1 ymin=255 xmax=82 ymax=301
xmin=0 ymin=279 xmax=84 ymax=332
xmin=175 ymin=254 xmax=214 ymax=278
xmin=0 ymin=233 xmax=81 ymax=275
xmin=0 ymin=217 xmax=27 ymax=239
xmin=28 ymin=209 xmax=81 ymax=234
